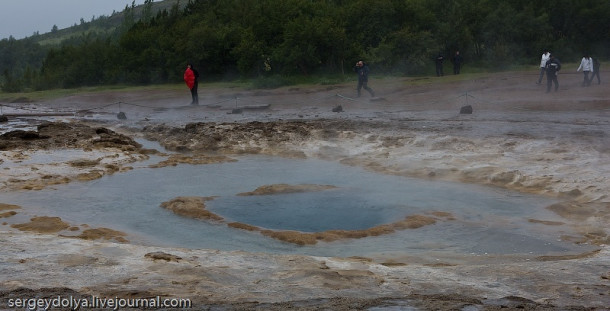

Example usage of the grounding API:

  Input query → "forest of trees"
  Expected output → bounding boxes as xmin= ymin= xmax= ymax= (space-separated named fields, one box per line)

xmin=1 ymin=0 xmax=609 ymax=92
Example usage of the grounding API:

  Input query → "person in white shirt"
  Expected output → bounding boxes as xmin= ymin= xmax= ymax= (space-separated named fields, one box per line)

xmin=537 ymin=51 xmax=551 ymax=84
xmin=577 ymin=55 xmax=594 ymax=86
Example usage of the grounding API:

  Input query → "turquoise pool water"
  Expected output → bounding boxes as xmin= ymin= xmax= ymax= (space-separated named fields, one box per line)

xmin=1 ymin=149 xmax=594 ymax=261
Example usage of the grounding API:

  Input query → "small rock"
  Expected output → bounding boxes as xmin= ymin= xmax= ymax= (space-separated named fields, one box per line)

xmin=460 ymin=105 xmax=473 ymax=114
xmin=145 ymin=251 xmax=182 ymax=262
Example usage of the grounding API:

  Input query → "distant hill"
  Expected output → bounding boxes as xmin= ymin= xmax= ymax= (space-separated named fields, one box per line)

xmin=30 ymin=0 xmax=183 ymax=46
xmin=0 ymin=0 xmax=184 ymax=92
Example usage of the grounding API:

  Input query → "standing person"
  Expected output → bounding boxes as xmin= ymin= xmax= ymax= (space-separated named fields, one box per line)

xmin=536 ymin=50 xmax=551 ymax=84
xmin=191 ymin=65 xmax=199 ymax=105
xmin=545 ymin=54 xmax=561 ymax=93
xmin=577 ymin=55 xmax=594 ymax=87
xmin=183 ymin=63 xmax=199 ymax=105
xmin=589 ymin=57 xmax=601 ymax=85
xmin=452 ymin=51 xmax=463 ymax=74
xmin=354 ymin=60 xmax=375 ymax=97
xmin=435 ymin=53 xmax=444 ymax=77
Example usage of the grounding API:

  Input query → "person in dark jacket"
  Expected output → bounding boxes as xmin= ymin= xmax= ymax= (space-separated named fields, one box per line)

xmin=183 ymin=63 xmax=199 ymax=105
xmin=354 ymin=60 xmax=375 ymax=97
xmin=545 ymin=55 xmax=561 ymax=93
xmin=589 ymin=57 xmax=601 ymax=85
xmin=435 ymin=54 xmax=444 ymax=77
xmin=451 ymin=51 xmax=463 ymax=74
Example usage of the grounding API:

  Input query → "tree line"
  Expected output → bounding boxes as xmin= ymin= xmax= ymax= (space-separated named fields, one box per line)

xmin=1 ymin=0 xmax=609 ymax=92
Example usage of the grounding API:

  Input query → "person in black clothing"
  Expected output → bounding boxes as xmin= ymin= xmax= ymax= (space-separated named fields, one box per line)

xmin=435 ymin=54 xmax=444 ymax=76
xmin=354 ymin=60 xmax=375 ymax=97
xmin=190 ymin=64 xmax=199 ymax=105
xmin=589 ymin=57 xmax=601 ymax=85
xmin=452 ymin=51 xmax=463 ymax=74
xmin=545 ymin=55 xmax=561 ymax=93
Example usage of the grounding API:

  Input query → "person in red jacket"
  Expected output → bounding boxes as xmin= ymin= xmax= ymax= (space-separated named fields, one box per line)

xmin=183 ymin=63 xmax=199 ymax=105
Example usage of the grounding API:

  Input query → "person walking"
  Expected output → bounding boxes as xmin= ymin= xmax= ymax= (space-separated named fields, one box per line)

xmin=589 ymin=57 xmax=601 ymax=85
xmin=577 ymin=55 xmax=594 ymax=87
xmin=183 ymin=63 xmax=199 ymax=105
xmin=536 ymin=50 xmax=551 ymax=84
xmin=354 ymin=60 xmax=375 ymax=97
xmin=545 ymin=54 xmax=561 ymax=93
xmin=452 ymin=51 xmax=463 ymax=74
xmin=435 ymin=53 xmax=444 ymax=77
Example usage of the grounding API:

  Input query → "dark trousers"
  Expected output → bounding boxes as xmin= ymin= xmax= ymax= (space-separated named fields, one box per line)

xmin=537 ymin=67 xmax=546 ymax=83
xmin=436 ymin=64 xmax=443 ymax=76
xmin=546 ymin=73 xmax=558 ymax=92
xmin=357 ymin=80 xmax=375 ymax=97
xmin=190 ymin=83 xmax=199 ymax=104
xmin=589 ymin=70 xmax=600 ymax=84
xmin=453 ymin=64 xmax=461 ymax=74
xmin=582 ymin=71 xmax=591 ymax=86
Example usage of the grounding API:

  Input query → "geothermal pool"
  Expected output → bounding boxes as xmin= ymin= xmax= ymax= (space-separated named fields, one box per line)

xmin=2 ymin=149 xmax=595 ymax=261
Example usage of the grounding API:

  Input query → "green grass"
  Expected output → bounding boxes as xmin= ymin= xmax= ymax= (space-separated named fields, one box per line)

xmin=5 ymin=62 xmax=586 ymax=103
xmin=0 ymin=85 xmax=158 ymax=102
xmin=0 ymin=82 xmax=253 ymax=103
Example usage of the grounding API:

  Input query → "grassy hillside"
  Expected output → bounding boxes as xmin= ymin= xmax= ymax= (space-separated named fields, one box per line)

xmin=32 ymin=0 xmax=182 ymax=46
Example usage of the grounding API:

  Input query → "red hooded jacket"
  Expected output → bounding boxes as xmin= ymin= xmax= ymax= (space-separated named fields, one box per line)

xmin=184 ymin=68 xmax=195 ymax=89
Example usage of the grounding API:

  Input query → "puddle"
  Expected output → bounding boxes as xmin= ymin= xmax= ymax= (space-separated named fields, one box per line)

xmin=0 ymin=138 xmax=158 ymax=172
xmin=1 ymin=154 xmax=595 ymax=261
xmin=0 ymin=117 xmax=41 ymax=135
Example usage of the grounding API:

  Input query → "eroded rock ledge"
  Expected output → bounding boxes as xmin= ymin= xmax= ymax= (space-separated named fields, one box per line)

xmin=0 ymin=121 xmax=153 ymax=191
xmin=5 ymin=209 xmax=128 ymax=243
xmin=142 ymin=119 xmax=609 ymax=203
xmin=0 ymin=121 xmax=142 ymax=151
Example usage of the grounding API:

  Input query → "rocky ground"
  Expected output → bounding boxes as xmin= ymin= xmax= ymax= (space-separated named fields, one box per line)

xmin=0 ymin=70 xmax=609 ymax=310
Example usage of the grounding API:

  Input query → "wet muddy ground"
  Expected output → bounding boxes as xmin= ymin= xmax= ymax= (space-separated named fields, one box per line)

xmin=0 ymin=70 xmax=609 ymax=310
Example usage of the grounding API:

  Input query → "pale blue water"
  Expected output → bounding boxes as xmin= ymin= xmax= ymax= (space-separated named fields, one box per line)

xmin=0 ymin=146 xmax=595 ymax=260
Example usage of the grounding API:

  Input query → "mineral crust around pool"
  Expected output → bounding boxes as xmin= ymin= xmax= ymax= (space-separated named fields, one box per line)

xmin=160 ymin=194 xmax=451 ymax=245
xmin=236 ymin=183 xmax=338 ymax=195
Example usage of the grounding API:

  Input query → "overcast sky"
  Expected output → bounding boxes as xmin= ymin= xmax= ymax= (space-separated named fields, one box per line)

xmin=0 ymin=0 xmax=147 ymax=40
